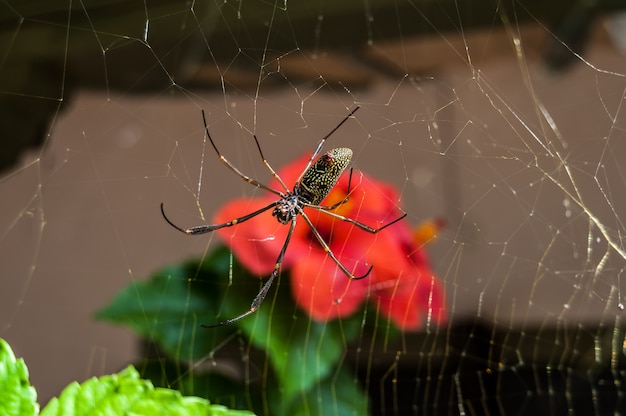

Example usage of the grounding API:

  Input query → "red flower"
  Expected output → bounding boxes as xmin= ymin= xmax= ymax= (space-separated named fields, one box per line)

xmin=214 ymin=153 xmax=447 ymax=330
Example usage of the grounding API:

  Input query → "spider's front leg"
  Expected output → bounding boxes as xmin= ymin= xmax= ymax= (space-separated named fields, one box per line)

xmin=315 ymin=209 xmax=408 ymax=234
xmin=160 ymin=201 xmax=278 ymax=235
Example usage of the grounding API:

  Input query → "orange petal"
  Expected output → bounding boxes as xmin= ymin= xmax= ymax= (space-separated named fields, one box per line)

xmin=413 ymin=218 xmax=446 ymax=246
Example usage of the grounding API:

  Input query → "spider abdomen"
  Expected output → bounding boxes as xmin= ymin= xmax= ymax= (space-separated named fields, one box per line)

xmin=296 ymin=148 xmax=352 ymax=205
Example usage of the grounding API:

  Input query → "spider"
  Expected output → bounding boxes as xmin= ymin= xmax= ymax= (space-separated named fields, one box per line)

xmin=160 ymin=106 xmax=407 ymax=327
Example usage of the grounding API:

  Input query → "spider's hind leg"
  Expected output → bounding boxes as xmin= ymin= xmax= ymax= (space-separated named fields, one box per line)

xmin=201 ymin=215 xmax=298 ymax=328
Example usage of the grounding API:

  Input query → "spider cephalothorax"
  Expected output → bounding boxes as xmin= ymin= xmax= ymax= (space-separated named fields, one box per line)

xmin=161 ymin=107 xmax=406 ymax=327
xmin=271 ymin=195 xmax=299 ymax=225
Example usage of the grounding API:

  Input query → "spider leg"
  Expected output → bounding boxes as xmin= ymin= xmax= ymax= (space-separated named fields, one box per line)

xmin=252 ymin=134 xmax=290 ymax=193
xmin=294 ymin=107 xmax=360 ymax=187
xmin=298 ymin=208 xmax=372 ymax=280
xmin=307 ymin=206 xmax=407 ymax=234
xmin=160 ymin=201 xmax=278 ymax=235
xmin=201 ymin=217 xmax=297 ymax=328
xmin=201 ymin=110 xmax=283 ymax=197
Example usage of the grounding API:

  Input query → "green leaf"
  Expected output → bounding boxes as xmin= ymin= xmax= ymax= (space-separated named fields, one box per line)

xmin=40 ymin=365 xmax=255 ymax=416
xmin=96 ymin=250 xmax=236 ymax=361
xmin=287 ymin=365 xmax=369 ymax=416
xmin=0 ymin=338 xmax=39 ymax=416
xmin=235 ymin=274 xmax=363 ymax=408
xmin=137 ymin=357 xmax=263 ymax=412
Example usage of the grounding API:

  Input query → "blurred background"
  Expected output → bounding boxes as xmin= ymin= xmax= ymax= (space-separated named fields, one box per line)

xmin=2 ymin=0 xmax=626 ymax=413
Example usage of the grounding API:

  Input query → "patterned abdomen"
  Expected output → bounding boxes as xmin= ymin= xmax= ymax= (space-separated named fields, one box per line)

xmin=296 ymin=148 xmax=352 ymax=205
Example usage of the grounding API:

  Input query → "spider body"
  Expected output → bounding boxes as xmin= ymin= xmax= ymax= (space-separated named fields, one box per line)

xmin=296 ymin=147 xmax=353 ymax=205
xmin=161 ymin=107 xmax=406 ymax=327
xmin=272 ymin=147 xmax=352 ymax=224
xmin=271 ymin=194 xmax=299 ymax=225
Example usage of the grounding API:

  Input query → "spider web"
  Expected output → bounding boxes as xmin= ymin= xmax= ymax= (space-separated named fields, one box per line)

xmin=1 ymin=0 xmax=626 ymax=414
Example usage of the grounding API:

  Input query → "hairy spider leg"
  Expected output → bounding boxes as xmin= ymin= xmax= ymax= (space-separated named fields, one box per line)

xmin=201 ymin=110 xmax=283 ymax=197
xmin=251 ymin=133 xmax=290 ymax=193
xmin=305 ymin=205 xmax=408 ymax=234
xmin=160 ymin=201 xmax=279 ymax=235
xmin=294 ymin=106 xmax=360 ymax=188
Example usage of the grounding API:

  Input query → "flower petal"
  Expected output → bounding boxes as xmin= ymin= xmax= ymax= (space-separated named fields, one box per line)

xmin=290 ymin=249 xmax=368 ymax=321
xmin=368 ymin=231 xmax=447 ymax=330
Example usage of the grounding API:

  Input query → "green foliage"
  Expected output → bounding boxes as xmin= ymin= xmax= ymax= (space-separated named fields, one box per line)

xmin=287 ymin=369 xmax=369 ymax=416
xmin=39 ymin=366 xmax=251 ymax=416
xmin=137 ymin=358 xmax=259 ymax=411
xmin=97 ymin=245 xmax=370 ymax=415
xmin=0 ymin=338 xmax=38 ymax=416
xmin=0 ymin=338 xmax=254 ymax=416
xmin=95 ymin=256 xmax=227 ymax=361
xmin=238 ymin=286 xmax=363 ymax=407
